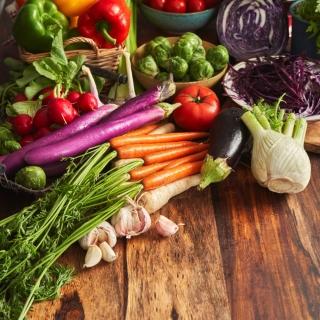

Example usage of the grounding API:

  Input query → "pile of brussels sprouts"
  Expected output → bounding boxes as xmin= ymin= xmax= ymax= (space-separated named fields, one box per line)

xmin=137 ymin=32 xmax=229 ymax=82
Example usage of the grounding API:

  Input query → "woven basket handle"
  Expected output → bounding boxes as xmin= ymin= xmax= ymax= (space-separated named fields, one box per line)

xmin=63 ymin=36 xmax=100 ymax=54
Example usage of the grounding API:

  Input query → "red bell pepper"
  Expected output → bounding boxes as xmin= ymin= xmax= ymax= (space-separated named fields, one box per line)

xmin=78 ymin=0 xmax=131 ymax=49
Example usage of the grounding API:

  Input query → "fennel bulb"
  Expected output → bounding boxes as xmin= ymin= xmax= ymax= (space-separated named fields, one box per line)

xmin=241 ymin=111 xmax=311 ymax=194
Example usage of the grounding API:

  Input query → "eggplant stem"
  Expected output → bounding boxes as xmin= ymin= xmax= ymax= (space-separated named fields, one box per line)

xmin=198 ymin=156 xmax=232 ymax=190
xmin=282 ymin=113 xmax=296 ymax=137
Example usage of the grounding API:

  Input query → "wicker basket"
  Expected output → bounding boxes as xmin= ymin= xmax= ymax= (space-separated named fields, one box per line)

xmin=19 ymin=36 xmax=124 ymax=73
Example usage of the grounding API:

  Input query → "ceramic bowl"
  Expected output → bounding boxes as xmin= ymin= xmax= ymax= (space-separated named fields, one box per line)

xmin=132 ymin=37 xmax=228 ymax=91
xmin=140 ymin=3 xmax=216 ymax=34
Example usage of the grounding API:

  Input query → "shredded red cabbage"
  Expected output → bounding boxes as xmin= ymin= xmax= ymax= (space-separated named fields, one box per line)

xmin=216 ymin=0 xmax=288 ymax=60
xmin=224 ymin=55 xmax=320 ymax=117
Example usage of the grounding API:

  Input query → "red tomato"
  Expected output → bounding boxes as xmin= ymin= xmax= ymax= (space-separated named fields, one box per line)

xmin=20 ymin=135 xmax=34 ymax=146
xmin=163 ymin=0 xmax=186 ymax=13
xmin=10 ymin=114 xmax=33 ymax=136
xmin=33 ymin=107 xmax=52 ymax=129
xmin=173 ymin=85 xmax=220 ymax=131
xmin=204 ymin=0 xmax=220 ymax=8
xmin=187 ymin=0 xmax=206 ymax=12
xmin=147 ymin=0 xmax=166 ymax=10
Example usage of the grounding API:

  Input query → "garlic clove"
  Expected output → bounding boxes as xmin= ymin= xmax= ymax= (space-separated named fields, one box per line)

xmin=97 ymin=228 xmax=109 ymax=243
xmin=79 ymin=228 xmax=99 ymax=250
xmin=83 ymin=245 xmax=102 ymax=268
xmin=155 ymin=215 xmax=179 ymax=237
xmin=99 ymin=241 xmax=117 ymax=263
xmin=98 ymin=221 xmax=117 ymax=247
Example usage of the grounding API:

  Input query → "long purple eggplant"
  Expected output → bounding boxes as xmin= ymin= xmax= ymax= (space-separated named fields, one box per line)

xmin=106 ymin=81 xmax=176 ymax=122
xmin=1 ymin=104 xmax=117 ymax=175
xmin=199 ymin=107 xmax=250 ymax=189
xmin=42 ymin=161 xmax=68 ymax=177
xmin=24 ymin=103 xmax=180 ymax=166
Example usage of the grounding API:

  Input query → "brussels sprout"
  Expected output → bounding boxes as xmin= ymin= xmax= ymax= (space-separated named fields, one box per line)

xmin=146 ymin=36 xmax=171 ymax=54
xmin=173 ymin=39 xmax=194 ymax=63
xmin=180 ymin=73 xmax=191 ymax=82
xmin=191 ymin=46 xmax=206 ymax=63
xmin=0 ymin=140 xmax=21 ymax=155
xmin=15 ymin=166 xmax=46 ymax=190
xmin=181 ymin=32 xmax=202 ymax=50
xmin=151 ymin=44 xmax=171 ymax=69
xmin=168 ymin=57 xmax=189 ymax=81
xmin=190 ymin=59 xmax=214 ymax=81
xmin=137 ymin=55 xmax=159 ymax=77
xmin=156 ymin=72 xmax=170 ymax=81
xmin=206 ymin=45 xmax=229 ymax=71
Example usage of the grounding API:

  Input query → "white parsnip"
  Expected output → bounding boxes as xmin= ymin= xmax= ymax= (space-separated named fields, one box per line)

xmin=140 ymin=174 xmax=200 ymax=214
xmin=112 ymin=158 xmax=143 ymax=168
xmin=149 ymin=123 xmax=175 ymax=135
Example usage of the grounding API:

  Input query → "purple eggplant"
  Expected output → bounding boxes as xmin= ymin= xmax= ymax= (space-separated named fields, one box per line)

xmin=24 ymin=103 xmax=180 ymax=166
xmin=106 ymin=81 xmax=176 ymax=122
xmin=1 ymin=104 xmax=117 ymax=175
xmin=199 ymin=107 xmax=250 ymax=189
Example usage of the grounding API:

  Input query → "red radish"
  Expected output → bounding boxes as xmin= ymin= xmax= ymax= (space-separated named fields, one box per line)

xmin=20 ymin=135 xmax=34 ymax=146
xmin=76 ymin=93 xmax=98 ymax=112
xmin=2 ymin=104 xmax=117 ymax=175
xmin=48 ymin=98 xmax=78 ymax=125
xmin=41 ymin=87 xmax=55 ymax=105
xmin=14 ymin=93 xmax=27 ymax=102
xmin=33 ymin=127 xmax=52 ymax=139
xmin=33 ymin=107 xmax=52 ymax=129
xmin=10 ymin=114 xmax=33 ymax=136
xmin=67 ymin=91 xmax=81 ymax=104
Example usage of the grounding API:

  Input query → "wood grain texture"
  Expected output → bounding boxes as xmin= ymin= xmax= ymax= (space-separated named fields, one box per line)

xmin=213 ymin=157 xmax=320 ymax=320
xmin=305 ymin=121 xmax=320 ymax=153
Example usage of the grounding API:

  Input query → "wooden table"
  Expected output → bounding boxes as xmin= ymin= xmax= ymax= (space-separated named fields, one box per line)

xmin=1 ymin=13 xmax=320 ymax=320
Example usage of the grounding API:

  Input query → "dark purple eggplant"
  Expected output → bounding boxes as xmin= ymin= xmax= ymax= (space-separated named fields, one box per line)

xmin=199 ymin=107 xmax=250 ymax=189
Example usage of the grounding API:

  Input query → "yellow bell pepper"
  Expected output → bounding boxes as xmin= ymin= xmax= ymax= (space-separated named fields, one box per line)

xmin=53 ymin=0 xmax=98 ymax=17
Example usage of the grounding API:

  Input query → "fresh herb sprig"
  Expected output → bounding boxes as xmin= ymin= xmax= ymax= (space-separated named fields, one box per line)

xmin=0 ymin=144 xmax=142 ymax=320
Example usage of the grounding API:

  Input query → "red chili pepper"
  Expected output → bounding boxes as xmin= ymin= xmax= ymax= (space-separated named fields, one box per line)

xmin=78 ymin=0 xmax=131 ymax=49
xmin=187 ymin=0 xmax=206 ymax=12
xmin=163 ymin=0 xmax=186 ymax=13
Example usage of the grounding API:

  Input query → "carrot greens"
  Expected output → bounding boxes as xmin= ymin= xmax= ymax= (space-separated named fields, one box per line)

xmin=0 ymin=143 xmax=142 ymax=320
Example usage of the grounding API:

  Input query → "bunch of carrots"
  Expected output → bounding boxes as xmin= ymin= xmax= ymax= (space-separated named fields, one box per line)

xmin=110 ymin=122 xmax=209 ymax=191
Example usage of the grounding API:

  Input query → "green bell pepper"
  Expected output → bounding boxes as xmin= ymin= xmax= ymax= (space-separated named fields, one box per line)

xmin=13 ymin=0 xmax=69 ymax=54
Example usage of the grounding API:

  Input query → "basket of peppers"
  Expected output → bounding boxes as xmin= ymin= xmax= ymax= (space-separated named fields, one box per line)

xmin=12 ymin=0 xmax=131 ymax=74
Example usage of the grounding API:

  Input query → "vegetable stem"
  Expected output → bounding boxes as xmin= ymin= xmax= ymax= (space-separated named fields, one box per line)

xmin=282 ymin=113 xmax=296 ymax=137
xmin=293 ymin=118 xmax=308 ymax=146
xmin=253 ymin=106 xmax=271 ymax=129
xmin=241 ymin=111 xmax=265 ymax=137
xmin=199 ymin=156 xmax=232 ymax=190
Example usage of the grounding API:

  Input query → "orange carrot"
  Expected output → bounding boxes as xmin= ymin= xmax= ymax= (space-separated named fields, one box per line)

xmin=118 ymin=123 xmax=159 ymax=138
xmin=144 ymin=143 xmax=209 ymax=165
xmin=142 ymin=161 xmax=203 ymax=190
xmin=110 ymin=132 xmax=208 ymax=148
xmin=116 ymin=141 xmax=195 ymax=159
xmin=130 ymin=161 xmax=171 ymax=181
xmin=165 ymin=150 xmax=207 ymax=169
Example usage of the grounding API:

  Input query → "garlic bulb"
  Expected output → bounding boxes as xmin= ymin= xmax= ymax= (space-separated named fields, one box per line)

xmin=111 ymin=198 xmax=151 ymax=239
xmin=242 ymin=111 xmax=311 ymax=194
xmin=79 ymin=228 xmax=99 ymax=250
xmin=155 ymin=215 xmax=179 ymax=237
xmin=98 ymin=221 xmax=117 ymax=248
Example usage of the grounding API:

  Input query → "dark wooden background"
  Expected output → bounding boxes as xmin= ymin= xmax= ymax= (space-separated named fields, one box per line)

xmin=0 ymin=4 xmax=319 ymax=320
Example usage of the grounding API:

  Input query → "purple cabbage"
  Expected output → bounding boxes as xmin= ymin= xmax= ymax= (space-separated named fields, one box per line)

xmin=224 ymin=55 xmax=320 ymax=117
xmin=216 ymin=0 xmax=288 ymax=60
